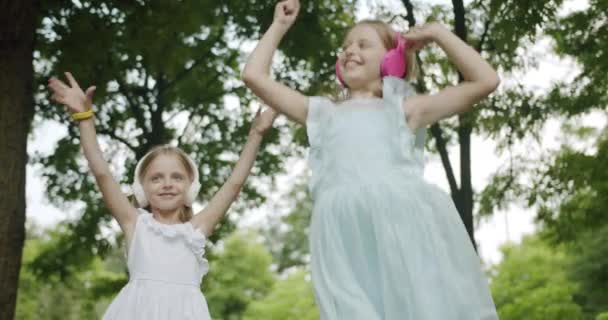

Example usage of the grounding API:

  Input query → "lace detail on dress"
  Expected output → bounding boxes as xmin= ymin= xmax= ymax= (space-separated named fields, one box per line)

xmin=138 ymin=210 xmax=209 ymax=275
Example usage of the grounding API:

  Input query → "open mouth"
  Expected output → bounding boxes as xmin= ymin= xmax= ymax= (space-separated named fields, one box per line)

xmin=343 ymin=59 xmax=364 ymax=71
xmin=345 ymin=60 xmax=361 ymax=68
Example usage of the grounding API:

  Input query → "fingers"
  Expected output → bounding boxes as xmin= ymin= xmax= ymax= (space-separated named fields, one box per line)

xmin=289 ymin=0 xmax=300 ymax=11
xmin=48 ymin=77 xmax=68 ymax=93
xmin=47 ymin=78 xmax=66 ymax=101
xmin=85 ymin=86 xmax=97 ymax=105
xmin=279 ymin=0 xmax=298 ymax=16
xmin=266 ymin=107 xmax=279 ymax=116
xmin=50 ymin=93 xmax=63 ymax=104
xmin=262 ymin=108 xmax=279 ymax=123
xmin=64 ymin=72 xmax=81 ymax=90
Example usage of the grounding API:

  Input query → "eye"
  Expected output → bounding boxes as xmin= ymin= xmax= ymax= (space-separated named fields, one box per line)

xmin=150 ymin=176 xmax=161 ymax=183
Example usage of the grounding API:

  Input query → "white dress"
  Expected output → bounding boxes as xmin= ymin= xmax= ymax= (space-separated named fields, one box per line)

xmin=103 ymin=209 xmax=211 ymax=319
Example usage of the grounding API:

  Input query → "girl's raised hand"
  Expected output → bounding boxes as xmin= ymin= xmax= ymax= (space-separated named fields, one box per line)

xmin=402 ymin=22 xmax=445 ymax=51
xmin=273 ymin=0 xmax=300 ymax=30
xmin=48 ymin=72 xmax=96 ymax=113
xmin=250 ymin=107 xmax=279 ymax=136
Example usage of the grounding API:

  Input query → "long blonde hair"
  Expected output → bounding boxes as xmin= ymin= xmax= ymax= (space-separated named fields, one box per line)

xmin=135 ymin=145 xmax=195 ymax=222
xmin=334 ymin=19 xmax=418 ymax=100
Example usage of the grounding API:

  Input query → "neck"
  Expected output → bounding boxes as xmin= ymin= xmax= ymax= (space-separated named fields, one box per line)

xmin=150 ymin=207 xmax=183 ymax=224
xmin=347 ymin=79 xmax=382 ymax=98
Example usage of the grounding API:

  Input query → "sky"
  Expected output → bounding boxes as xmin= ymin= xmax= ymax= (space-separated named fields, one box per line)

xmin=24 ymin=0 xmax=598 ymax=266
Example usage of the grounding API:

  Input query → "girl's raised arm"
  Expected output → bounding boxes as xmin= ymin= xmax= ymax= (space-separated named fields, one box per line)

xmin=242 ymin=0 xmax=309 ymax=125
xmin=48 ymin=72 xmax=138 ymax=237
xmin=402 ymin=23 xmax=500 ymax=130
xmin=190 ymin=109 xmax=278 ymax=236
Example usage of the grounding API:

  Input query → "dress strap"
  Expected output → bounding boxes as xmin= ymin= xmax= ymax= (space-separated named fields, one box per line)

xmin=382 ymin=76 xmax=426 ymax=151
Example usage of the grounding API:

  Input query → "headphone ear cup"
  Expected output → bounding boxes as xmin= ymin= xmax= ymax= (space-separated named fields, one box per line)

xmin=186 ymin=180 xmax=201 ymax=207
xmin=132 ymin=181 xmax=148 ymax=207
xmin=380 ymin=35 xmax=407 ymax=78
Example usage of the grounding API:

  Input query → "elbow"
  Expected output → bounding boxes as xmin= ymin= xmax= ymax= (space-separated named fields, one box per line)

xmin=93 ymin=170 xmax=113 ymax=182
xmin=490 ymin=73 xmax=501 ymax=91
xmin=484 ymin=73 xmax=501 ymax=94
xmin=241 ymin=69 xmax=256 ymax=87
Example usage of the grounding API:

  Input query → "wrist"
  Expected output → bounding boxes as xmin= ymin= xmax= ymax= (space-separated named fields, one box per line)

xmin=72 ymin=102 xmax=92 ymax=113
xmin=248 ymin=128 xmax=265 ymax=139
xmin=429 ymin=24 xmax=451 ymax=42
xmin=270 ymin=21 xmax=291 ymax=35
xmin=72 ymin=104 xmax=94 ymax=121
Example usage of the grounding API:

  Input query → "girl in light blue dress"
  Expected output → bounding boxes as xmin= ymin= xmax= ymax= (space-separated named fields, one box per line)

xmin=243 ymin=0 xmax=500 ymax=319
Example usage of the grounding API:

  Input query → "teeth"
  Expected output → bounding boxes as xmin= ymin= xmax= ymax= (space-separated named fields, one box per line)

xmin=345 ymin=61 xmax=359 ymax=67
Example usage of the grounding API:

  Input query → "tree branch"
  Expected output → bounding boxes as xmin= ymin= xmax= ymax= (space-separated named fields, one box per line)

xmin=163 ymin=52 xmax=211 ymax=93
xmin=160 ymin=20 xmax=226 ymax=93
xmin=430 ymin=123 xmax=460 ymax=194
xmin=476 ymin=17 xmax=491 ymax=52
xmin=114 ymin=75 xmax=148 ymax=136
xmin=451 ymin=0 xmax=468 ymax=41
xmin=400 ymin=0 xmax=460 ymax=196
xmin=97 ymin=126 xmax=136 ymax=151
xmin=149 ymin=73 xmax=166 ymax=146
xmin=400 ymin=0 xmax=417 ymax=26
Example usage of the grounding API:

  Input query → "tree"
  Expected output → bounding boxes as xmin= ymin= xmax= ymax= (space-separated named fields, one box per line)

xmin=30 ymin=0 xmax=355 ymax=279
xmin=490 ymin=236 xmax=583 ymax=320
xmin=15 ymin=221 xmax=124 ymax=319
xmin=0 ymin=1 xmax=39 ymax=317
xmin=478 ymin=0 xmax=608 ymax=235
xmin=261 ymin=178 xmax=312 ymax=272
xmin=367 ymin=0 xmax=565 ymax=248
xmin=243 ymin=270 xmax=318 ymax=320
xmin=567 ymin=225 xmax=608 ymax=319
xmin=474 ymin=1 xmax=608 ymax=315
xmin=203 ymin=231 xmax=275 ymax=319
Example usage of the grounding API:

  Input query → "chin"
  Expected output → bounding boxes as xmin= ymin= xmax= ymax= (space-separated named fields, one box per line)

xmin=151 ymin=201 xmax=185 ymax=212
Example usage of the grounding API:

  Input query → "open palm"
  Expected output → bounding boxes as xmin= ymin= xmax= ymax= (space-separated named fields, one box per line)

xmin=48 ymin=72 xmax=96 ymax=113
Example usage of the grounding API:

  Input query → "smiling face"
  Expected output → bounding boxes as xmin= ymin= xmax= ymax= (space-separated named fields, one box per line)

xmin=140 ymin=153 xmax=193 ymax=213
xmin=339 ymin=23 xmax=392 ymax=94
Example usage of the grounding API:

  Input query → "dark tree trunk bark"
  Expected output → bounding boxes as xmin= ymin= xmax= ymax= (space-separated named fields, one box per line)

xmin=0 ymin=1 xmax=38 ymax=318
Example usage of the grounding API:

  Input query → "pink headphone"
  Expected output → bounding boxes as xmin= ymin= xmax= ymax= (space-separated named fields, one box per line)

xmin=336 ymin=33 xmax=408 ymax=87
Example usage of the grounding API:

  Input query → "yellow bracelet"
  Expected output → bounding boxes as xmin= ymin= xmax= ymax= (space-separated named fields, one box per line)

xmin=71 ymin=109 xmax=94 ymax=121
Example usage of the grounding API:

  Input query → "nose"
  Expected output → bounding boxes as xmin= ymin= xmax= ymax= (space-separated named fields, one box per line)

xmin=161 ymin=179 xmax=174 ymax=189
xmin=344 ymin=45 xmax=355 ymax=57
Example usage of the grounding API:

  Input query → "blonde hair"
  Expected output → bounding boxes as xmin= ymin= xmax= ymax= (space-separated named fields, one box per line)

xmin=135 ymin=145 xmax=195 ymax=222
xmin=334 ymin=19 xmax=418 ymax=100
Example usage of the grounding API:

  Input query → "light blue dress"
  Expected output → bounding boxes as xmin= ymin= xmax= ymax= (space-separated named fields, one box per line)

xmin=306 ymin=77 xmax=499 ymax=320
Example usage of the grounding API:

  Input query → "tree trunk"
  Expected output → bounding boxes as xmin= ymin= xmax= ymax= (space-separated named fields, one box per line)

xmin=0 ymin=1 xmax=38 ymax=318
xmin=400 ymin=0 xmax=477 ymax=249
xmin=451 ymin=0 xmax=476 ymax=248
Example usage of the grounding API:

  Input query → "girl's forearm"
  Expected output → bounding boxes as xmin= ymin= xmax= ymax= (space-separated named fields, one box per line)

xmin=225 ymin=131 xmax=263 ymax=188
xmin=194 ymin=131 xmax=263 ymax=235
xmin=242 ymin=23 xmax=288 ymax=79
xmin=432 ymin=27 xmax=499 ymax=85
xmin=78 ymin=118 xmax=112 ymax=178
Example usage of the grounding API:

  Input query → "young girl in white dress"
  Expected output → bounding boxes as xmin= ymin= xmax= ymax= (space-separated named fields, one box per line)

xmin=48 ymin=72 xmax=277 ymax=320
